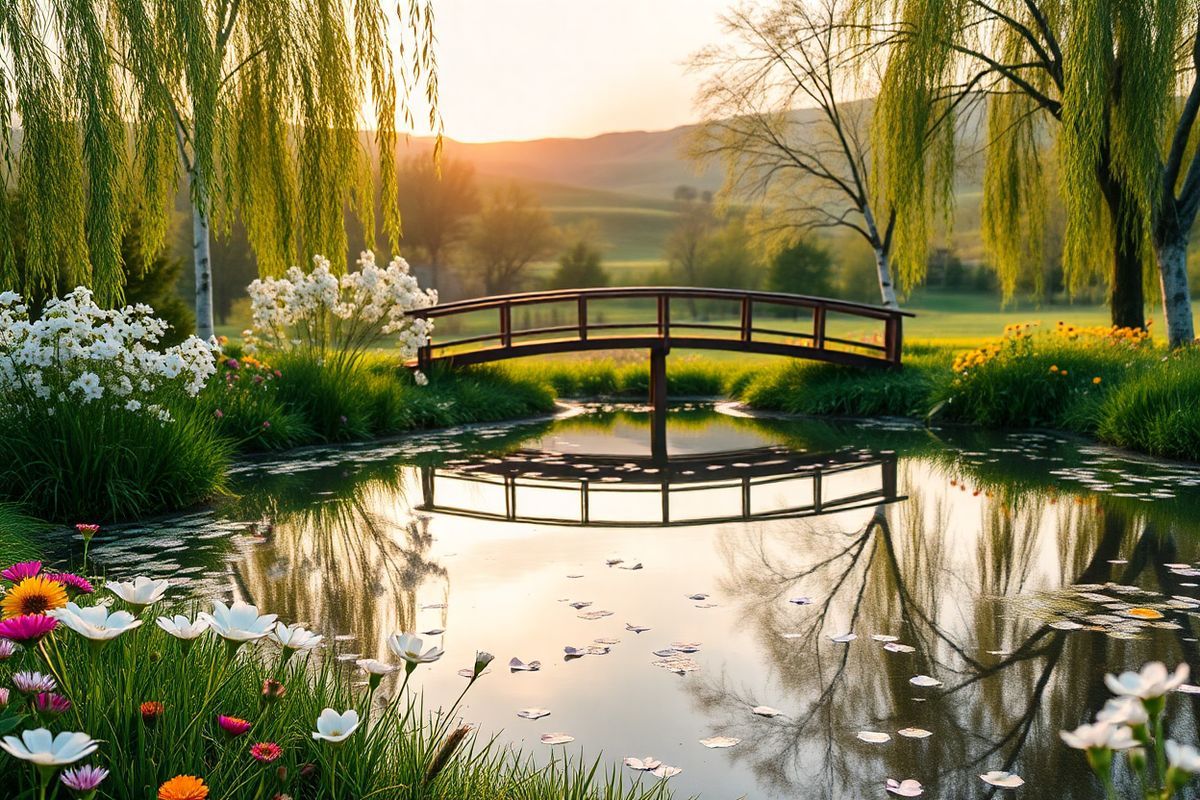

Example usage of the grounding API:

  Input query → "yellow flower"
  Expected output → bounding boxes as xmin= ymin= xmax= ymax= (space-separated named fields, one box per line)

xmin=1093 ymin=376 xmax=1102 ymax=385
xmin=158 ymin=775 xmax=209 ymax=800
xmin=1 ymin=576 xmax=68 ymax=619
xmin=1049 ymin=365 xmax=1058 ymax=373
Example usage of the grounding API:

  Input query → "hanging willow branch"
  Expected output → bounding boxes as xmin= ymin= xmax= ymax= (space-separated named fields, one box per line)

xmin=0 ymin=0 xmax=440 ymax=304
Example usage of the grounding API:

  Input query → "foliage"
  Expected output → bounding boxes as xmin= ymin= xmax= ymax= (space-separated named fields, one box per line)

xmin=121 ymin=223 xmax=195 ymax=347
xmin=396 ymin=157 xmax=481 ymax=290
xmin=766 ymin=239 xmax=835 ymax=298
xmin=552 ymin=230 xmax=609 ymax=289
xmin=0 ymin=573 xmax=673 ymax=800
xmin=0 ymin=288 xmax=227 ymax=521
xmin=1096 ymin=351 xmax=1200 ymax=461
xmin=0 ymin=0 xmax=440 ymax=302
xmin=466 ymin=184 xmax=559 ymax=295
xmin=505 ymin=357 xmax=743 ymax=399
xmin=198 ymin=353 xmax=313 ymax=452
xmin=0 ymin=504 xmax=47 ymax=567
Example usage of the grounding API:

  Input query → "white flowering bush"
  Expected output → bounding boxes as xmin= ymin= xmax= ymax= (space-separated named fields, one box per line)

xmin=0 ymin=287 xmax=217 ymax=423
xmin=0 ymin=288 xmax=228 ymax=521
xmin=245 ymin=251 xmax=437 ymax=381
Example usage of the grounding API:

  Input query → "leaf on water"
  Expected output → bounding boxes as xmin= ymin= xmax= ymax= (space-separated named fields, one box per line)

xmin=540 ymin=732 xmax=574 ymax=745
xmin=625 ymin=623 xmax=651 ymax=633
xmin=1050 ymin=620 xmax=1084 ymax=630
xmin=829 ymin=633 xmax=857 ymax=643
xmin=751 ymin=706 xmax=782 ymax=717
xmin=517 ymin=708 xmax=551 ymax=720
xmin=780 ymin=633 xmax=805 ymax=639
xmin=653 ymin=648 xmax=676 ymax=657
xmin=566 ymin=574 xmax=584 ymax=579
xmin=578 ymin=610 xmax=613 ymax=620
xmin=1122 ymin=607 xmax=1165 ymax=620
xmin=857 ymin=731 xmax=891 ymax=744
xmin=694 ymin=603 xmax=719 ymax=608
xmin=871 ymin=634 xmax=899 ymax=642
xmin=457 ymin=669 xmax=475 ymax=678
xmin=652 ymin=654 xmax=700 ymax=674
xmin=671 ymin=641 xmax=702 ymax=653
xmin=509 ymin=657 xmax=541 ymax=672
xmin=594 ymin=637 xmax=620 ymax=645
xmin=619 ymin=563 xmax=644 ymax=570
xmin=569 ymin=601 xmax=592 ymax=610
xmin=624 ymin=756 xmax=662 ymax=771
xmin=897 ymin=727 xmax=932 ymax=739
xmin=605 ymin=559 xmax=623 ymax=566
xmin=421 ymin=628 xmax=445 ymax=636
xmin=788 ymin=597 xmax=812 ymax=605
xmin=980 ymin=771 xmax=1025 ymax=788
xmin=886 ymin=778 xmax=924 ymax=797
xmin=883 ymin=642 xmax=916 ymax=654
xmin=909 ymin=675 xmax=943 ymax=688
xmin=421 ymin=603 xmax=446 ymax=610
xmin=687 ymin=593 xmax=709 ymax=601
xmin=652 ymin=765 xmax=682 ymax=779
xmin=699 ymin=736 xmax=740 ymax=749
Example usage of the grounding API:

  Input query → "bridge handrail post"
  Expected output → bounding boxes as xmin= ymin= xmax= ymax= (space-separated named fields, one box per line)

xmin=885 ymin=314 xmax=903 ymax=365
xmin=740 ymin=297 xmax=752 ymax=343
xmin=578 ymin=296 xmax=588 ymax=341
xmin=500 ymin=302 xmax=512 ymax=348
xmin=657 ymin=293 xmax=670 ymax=339
xmin=813 ymin=305 xmax=827 ymax=350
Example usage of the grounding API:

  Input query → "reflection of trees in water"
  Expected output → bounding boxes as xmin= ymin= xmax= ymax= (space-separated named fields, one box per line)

xmin=697 ymin=460 xmax=1200 ymax=799
xmin=231 ymin=469 xmax=447 ymax=658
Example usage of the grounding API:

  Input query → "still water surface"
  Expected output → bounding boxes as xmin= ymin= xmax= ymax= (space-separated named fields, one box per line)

xmin=79 ymin=404 xmax=1200 ymax=799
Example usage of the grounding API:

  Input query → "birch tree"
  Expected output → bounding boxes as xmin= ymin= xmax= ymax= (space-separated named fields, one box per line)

xmin=0 ymin=1 xmax=439 ymax=340
xmin=692 ymin=0 xmax=912 ymax=308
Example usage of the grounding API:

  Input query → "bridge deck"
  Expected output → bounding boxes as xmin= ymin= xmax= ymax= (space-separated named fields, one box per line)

xmin=407 ymin=286 xmax=912 ymax=370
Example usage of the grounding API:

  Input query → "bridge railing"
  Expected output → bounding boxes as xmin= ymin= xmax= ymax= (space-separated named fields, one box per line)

xmin=407 ymin=286 xmax=912 ymax=369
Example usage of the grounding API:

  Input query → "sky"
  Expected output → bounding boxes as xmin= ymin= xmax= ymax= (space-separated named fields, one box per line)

xmin=413 ymin=0 xmax=735 ymax=143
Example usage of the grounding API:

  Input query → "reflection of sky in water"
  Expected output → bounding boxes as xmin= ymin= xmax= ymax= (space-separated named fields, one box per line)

xmin=74 ymin=406 xmax=1200 ymax=799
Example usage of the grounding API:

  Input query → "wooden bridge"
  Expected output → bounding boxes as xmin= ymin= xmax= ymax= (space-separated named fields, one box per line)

xmin=406 ymin=287 xmax=911 ymax=458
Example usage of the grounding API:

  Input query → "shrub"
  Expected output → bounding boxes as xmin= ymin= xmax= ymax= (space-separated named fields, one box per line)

xmin=0 ymin=288 xmax=227 ymax=521
xmin=198 ymin=354 xmax=313 ymax=451
xmin=1096 ymin=350 xmax=1200 ymax=460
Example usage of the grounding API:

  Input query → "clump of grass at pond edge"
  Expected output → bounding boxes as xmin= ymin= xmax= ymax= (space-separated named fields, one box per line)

xmin=1096 ymin=349 xmax=1200 ymax=461
xmin=504 ymin=356 xmax=742 ymax=398
xmin=0 ymin=503 xmax=49 ymax=565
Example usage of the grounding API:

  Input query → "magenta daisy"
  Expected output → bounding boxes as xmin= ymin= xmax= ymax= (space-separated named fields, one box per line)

xmin=250 ymin=741 xmax=283 ymax=763
xmin=0 ymin=639 xmax=18 ymax=660
xmin=217 ymin=714 xmax=252 ymax=737
xmin=34 ymin=692 xmax=72 ymax=717
xmin=1 ymin=561 xmax=41 ymax=582
xmin=0 ymin=613 xmax=58 ymax=644
xmin=61 ymin=764 xmax=109 ymax=792
xmin=46 ymin=573 xmax=95 ymax=595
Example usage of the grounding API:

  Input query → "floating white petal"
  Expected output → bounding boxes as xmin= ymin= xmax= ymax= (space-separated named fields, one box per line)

xmin=898 ymin=727 xmax=933 ymax=739
xmin=886 ymin=779 xmax=924 ymax=797
xmin=857 ymin=731 xmax=891 ymax=744
xmin=752 ymin=706 xmax=782 ymax=717
xmin=830 ymin=633 xmax=857 ymax=643
xmin=699 ymin=736 xmax=740 ymax=749
xmin=517 ymin=708 xmax=551 ymax=720
xmin=541 ymin=732 xmax=574 ymax=745
xmin=980 ymin=771 xmax=1024 ymax=788
xmin=910 ymin=675 xmax=943 ymax=688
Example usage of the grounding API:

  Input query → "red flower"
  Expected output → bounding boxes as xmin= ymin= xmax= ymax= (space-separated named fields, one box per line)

xmin=142 ymin=701 xmax=165 ymax=727
xmin=250 ymin=741 xmax=282 ymax=764
xmin=0 ymin=614 xmax=57 ymax=644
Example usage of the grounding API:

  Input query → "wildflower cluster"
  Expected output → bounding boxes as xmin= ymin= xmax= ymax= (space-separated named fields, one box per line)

xmin=0 ymin=287 xmax=217 ymax=422
xmin=951 ymin=322 xmax=1038 ymax=374
xmin=1061 ymin=662 xmax=1198 ymax=797
xmin=0 ymin=558 xmax=491 ymax=800
xmin=245 ymin=252 xmax=437 ymax=377
xmin=1053 ymin=319 xmax=1153 ymax=347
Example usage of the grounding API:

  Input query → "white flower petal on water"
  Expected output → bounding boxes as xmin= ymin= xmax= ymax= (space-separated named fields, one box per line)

xmin=541 ymin=732 xmax=574 ymax=745
xmin=830 ymin=633 xmax=857 ymax=643
xmin=517 ymin=708 xmax=551 ymax=720
xmin=568 ymin=601 xmax=592 ymax=610
xmin=671 ymin=641 xmax=701 ymax=653
xmin=752 ymin=706 xmax=782 ymax=717
xmin=652 ymin=765 xmax=682 ymax=779
xmin=884 ymin=642 xmax=916 ymax=653
xmin=788 ymin=597 xmax=812 ymax=605
xmin=886 ymin=778 xmax=923 ymax=797
xmin=1050 ymin=620 xmax=1084 ymax=630
xmin=624 ymin=756 xmax=662 ymax=771
xmin=1176 ymin=683 xmax=1200 ymax=694
xmin=898 ymin=727 xmax=933 ymax=739
xmin=619 ymin=562 xmax=644 ymax=570
xmin=909 ymin=675 xmax=943 ymax=688
xmin=857 ymin=731 xmax=891 ymax=744
xmin=980 ymin=771 xmax=1024 ymax=788
xmin=872 ymin=634 xmax=899 ymax=642
xmin=509 ymin=657 xmax=541 ymax=672
xmin=687 ymin=593 xmax=709 ymax=601
xmin=578 ymin=610 xmax=612 ymax=620
xmin=625 ymin=623 xmax=651 ymax=633
xmin=699 ymin=736 xmax=740 ymax=749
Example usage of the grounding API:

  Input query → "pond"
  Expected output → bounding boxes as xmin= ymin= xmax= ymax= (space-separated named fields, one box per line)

xmin=71 ymin=403 xmax=1200 ymax=799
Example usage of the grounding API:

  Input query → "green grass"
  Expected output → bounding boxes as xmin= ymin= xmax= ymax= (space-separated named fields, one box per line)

xmin=503 ymin=355 xmax=741 ymax=398
xmin=0 ymin=503 xmax=48 ymax=565
xmin=1096 ymin=349 xmax=1200 ymax=460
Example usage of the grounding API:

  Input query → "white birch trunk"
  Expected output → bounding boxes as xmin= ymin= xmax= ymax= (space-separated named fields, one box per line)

xmin=190 ymin=169 xmax=216 ymax=341
xmin=874 ymin=246 xmax=899 ymax=309
xmin=1156 ymin=237 xmax=1196 ymax=348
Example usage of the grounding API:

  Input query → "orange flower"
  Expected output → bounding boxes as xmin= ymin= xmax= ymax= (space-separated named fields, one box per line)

xmin=158 ymin=775 xmax=208 ymax=800
xmin=1 ymin=576 xmax=68 ymax=618
xmin=1093 ymin=376 xmax=1102 ymax=385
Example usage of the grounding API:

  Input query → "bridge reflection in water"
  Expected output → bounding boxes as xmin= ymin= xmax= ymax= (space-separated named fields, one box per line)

xmin=417 ymin=446 xmax=900 ymax=527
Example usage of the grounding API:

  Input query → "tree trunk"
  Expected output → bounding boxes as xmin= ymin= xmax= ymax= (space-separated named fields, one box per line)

xmin=874 ymin=246 xmax=899 ymax=309
xmin=189 ymin=169 xmax=215 ymax=341
xmin=1096 ymin=175 xmax=1146 ymax=329
xmin=1154 ymin=227 xmax=1196 ymax=347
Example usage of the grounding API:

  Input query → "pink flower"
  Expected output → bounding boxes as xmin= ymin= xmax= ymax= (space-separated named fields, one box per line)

xmin=226 ymin=358 xmax=240 ymax=370
xmin=0 ymin=688 xmax=9 ymax=707
xmin=250 ymin=741 xmax=283 ymax=763
xmin=13 ymin=671 xmax=56 ymax=695
xmin=46 ymin=573 xmax=95 ymax=595
xmin=214 ymin=409 xmax=224 ymax=419
xmin=217 ymin=715 xmax=252 ymax=738
xmin=34 ymin=692 xmax=72 ymax=717
xmin=1 ymin=561 xmax=41 ymax=582
xmin=61 ymin=764 xmax=109 ymax=792
xmin=0 ymin=614 xmax=58 ymax=644
xmin=261 ymin=421 xmax=270 ymax=429
xmin=0 ymin=639 xmax=18 ymax=660
xmin=74 ymin=524 xmax=100 ymax=540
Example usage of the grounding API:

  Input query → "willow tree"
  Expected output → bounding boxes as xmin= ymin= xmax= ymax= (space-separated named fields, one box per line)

xmin=0 ymin=1 xmax=439 ymax=340
xmin=692 ymin=0 xmax=917 ymax=308
xmin=850 ymin=0 xmax=1198 ymax=344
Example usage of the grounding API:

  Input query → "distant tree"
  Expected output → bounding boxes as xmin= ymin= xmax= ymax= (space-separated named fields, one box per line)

xmin=397 ymin=157 xmax=480 ymax=290
xmin=673 ymin=185 xmax=699 ymax=204
xmin=552 ymin=225 xmax=608 ymax=289
xmin=666 ymin=194 xmax=717 ymax=289
xmin=767 ymin=240 xmax=835 ymax=297
xmin=697 ymin=215 xmax=763 ymax=290
xmin=123 ymin=223 xmax=195 ymax=346
xmin=466 ymin=184 xmax=558 ymax=295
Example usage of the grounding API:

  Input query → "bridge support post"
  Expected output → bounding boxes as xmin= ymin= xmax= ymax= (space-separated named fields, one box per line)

xmin=649 ymin=344 xmax=668 ymax=463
